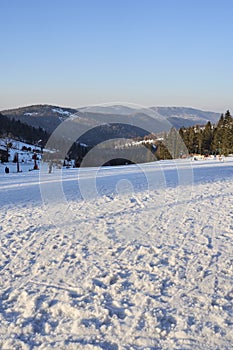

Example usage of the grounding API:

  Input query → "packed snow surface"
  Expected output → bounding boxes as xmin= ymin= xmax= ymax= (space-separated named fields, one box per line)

xmin=0 ymin=158 xmax=233 ymax=349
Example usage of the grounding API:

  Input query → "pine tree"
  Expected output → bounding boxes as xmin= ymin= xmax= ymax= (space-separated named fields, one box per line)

xmin=202 ymin=121 xmax=213 ymax=155
xmin=212 ymin=111 xmax=233 ymax=156
xmin=212 ymin=114 xmax=224 ymax=155
xmin=222 ymin=110 xmax=233 ymax=155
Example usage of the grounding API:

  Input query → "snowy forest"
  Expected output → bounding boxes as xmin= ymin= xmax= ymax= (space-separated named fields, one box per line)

xmin=154 ymin=110 xmax=233 ymax=160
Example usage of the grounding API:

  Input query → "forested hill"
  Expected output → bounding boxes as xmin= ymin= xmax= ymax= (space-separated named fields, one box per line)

xmin=0 ymin=113 xmax=49 ymax=146
xmin=179 ymin=110 xmax=233 ymax=156
xmin=154 ymin=110 xmax=233 ymax=160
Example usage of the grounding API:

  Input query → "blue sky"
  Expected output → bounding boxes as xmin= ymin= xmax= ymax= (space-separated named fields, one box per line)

xmin=1 ymin=0 xmax=233 ymax=112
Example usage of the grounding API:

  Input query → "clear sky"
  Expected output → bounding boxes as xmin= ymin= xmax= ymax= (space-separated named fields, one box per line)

xmin=1 ymin=0 xmax=233 ymax=112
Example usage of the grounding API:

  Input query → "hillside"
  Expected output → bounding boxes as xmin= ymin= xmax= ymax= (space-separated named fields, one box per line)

xmin=1 ymin=105 xmax=77 ymax=134
xmin=0 ymin=112 xmax=49 ymax=146
xmin=151 ymin=106 xmax=220 ymax=126
xmin=80 ymin=105 xmax=220 ymax=127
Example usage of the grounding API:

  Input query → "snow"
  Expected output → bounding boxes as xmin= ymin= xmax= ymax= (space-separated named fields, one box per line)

xmin=52 ymin=108 xmax=71 ymax=116
xmin=0 ymin=139 xmax=42 ymax=172
xmin=79 ymin=143 xmax=88 ymax=148
xmin=115 ymin=139 xmax=156 ymax=149
xmin=24 ymin=112 xmax=38 ymax=116
xmin=0 ymin=158 xmax=233 ymax=349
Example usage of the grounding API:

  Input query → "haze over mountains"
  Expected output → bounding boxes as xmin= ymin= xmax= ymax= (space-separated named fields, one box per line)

xmin=1 ymin=105 xmax=220 ymax=135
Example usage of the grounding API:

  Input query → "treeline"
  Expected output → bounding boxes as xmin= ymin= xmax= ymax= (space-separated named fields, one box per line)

xmin=155 ymin=110 xmax=233 ymax=159
xmin=1 ymin=109 xmax=232 ymax=165
xmin=0 ymin=113 xmax=49 ymax=146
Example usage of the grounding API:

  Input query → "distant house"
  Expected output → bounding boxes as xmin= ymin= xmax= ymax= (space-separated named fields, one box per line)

xmin=0 ymin=146 xmax=9 ymax=163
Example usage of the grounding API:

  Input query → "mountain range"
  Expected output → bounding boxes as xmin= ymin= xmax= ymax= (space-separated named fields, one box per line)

xmin=1 ymin=104 xmax=221 ymax=139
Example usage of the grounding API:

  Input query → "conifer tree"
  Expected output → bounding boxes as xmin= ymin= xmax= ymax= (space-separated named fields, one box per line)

xmin=202 ymin=121 xmax=213 ymax=155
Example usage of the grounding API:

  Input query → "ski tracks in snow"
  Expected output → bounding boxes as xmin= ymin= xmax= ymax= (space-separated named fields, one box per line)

xmin=0 ymin=175 xmax=233 ymax=348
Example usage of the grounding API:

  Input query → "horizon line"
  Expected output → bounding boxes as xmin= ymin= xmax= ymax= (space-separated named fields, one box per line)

xmin=0 ymin=102 xmax=226 ymax=114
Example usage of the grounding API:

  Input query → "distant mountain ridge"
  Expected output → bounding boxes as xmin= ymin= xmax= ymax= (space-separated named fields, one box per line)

xmin=1 ymin=104 xmax=221 ymax=135
xmin=151 ymin=107 xmax=220 ymax=128
xmin=79 ymin=105 xmax=221 ymax=129
xmin=1 ymin=105 xmax=77 ymax=133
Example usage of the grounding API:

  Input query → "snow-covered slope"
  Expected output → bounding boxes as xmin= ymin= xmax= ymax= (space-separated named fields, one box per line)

xmin=0 ymin=139 xmax=42 ymax=170
xmin=0 ymin=159 xmax=232 ymax=349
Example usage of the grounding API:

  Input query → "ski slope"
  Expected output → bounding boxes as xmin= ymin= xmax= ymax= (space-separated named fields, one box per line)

xmin=0 ymin=158 xmax=233 ymax=349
